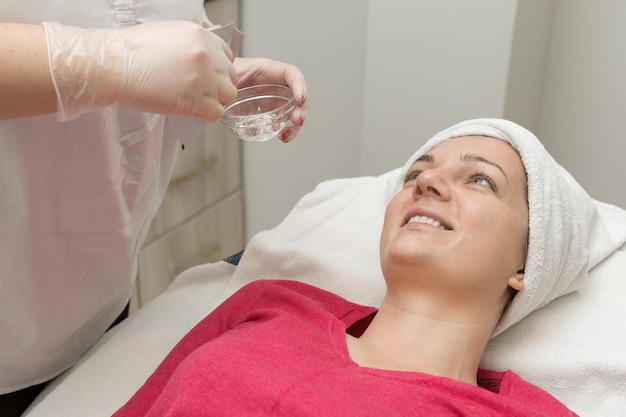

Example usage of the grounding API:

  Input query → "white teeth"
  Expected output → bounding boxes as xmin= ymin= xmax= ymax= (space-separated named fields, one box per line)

xmin=408 ymin=215 xmax=446 ymax=230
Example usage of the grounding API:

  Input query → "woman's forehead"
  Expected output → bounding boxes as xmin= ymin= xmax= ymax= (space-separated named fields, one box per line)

xmin=426 ymin=135 xmax=515 ymax=154
xmin=416 ymin=135 xmax=528 ymax=189
xmin=418 ymin=136 xmax=522 ymax=167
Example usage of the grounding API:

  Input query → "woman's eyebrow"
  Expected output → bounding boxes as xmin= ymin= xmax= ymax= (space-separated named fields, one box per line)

xmin=415 ymin=154 xmax=434 ymax=163
xmin=461 ymin=154 xmax=508 ymax=181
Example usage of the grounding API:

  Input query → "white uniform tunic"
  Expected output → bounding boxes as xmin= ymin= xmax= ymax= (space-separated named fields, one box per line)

xmin=0 ymin=0 xmax=210 ymax=393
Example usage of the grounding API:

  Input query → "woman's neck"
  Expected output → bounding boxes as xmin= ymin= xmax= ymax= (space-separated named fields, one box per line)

xmin=345 ymin=297 xmax=495 ymax=385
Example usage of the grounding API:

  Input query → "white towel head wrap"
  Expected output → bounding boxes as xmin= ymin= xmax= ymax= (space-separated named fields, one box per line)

xmin=395 ymin=118 xmax=598 ymax=336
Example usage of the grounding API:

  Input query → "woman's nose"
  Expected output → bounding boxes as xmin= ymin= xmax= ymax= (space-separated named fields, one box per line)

xmin=412 ymin=168 xmax=450 ymax=200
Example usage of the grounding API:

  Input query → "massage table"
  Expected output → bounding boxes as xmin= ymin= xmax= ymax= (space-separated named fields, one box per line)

xmin=25 ymin=169 xmax=626 ymax=417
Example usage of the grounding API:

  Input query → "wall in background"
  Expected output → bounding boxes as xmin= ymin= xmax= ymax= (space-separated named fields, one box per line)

xmin=535 ymin=0 xmax=626 ymax=204
xmin=239 ymin=0 xmax=625 ymax=241
xmin=239 ymin=0 xmax=367 ymax=239
xmin=360 ymin=0 xmax=519 ymax=173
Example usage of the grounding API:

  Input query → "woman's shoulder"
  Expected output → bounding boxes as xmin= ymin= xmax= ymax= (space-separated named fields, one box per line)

xmin=236 ymin=279 xmax=353 ymax=309
xmin=486 ymin=369 xmax=578 ymax=416
xmin=235 ymin=279 xmax=377 ymax=325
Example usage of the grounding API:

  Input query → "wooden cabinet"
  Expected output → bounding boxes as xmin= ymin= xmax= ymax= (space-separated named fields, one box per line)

xmin=132 ymin=0 xmax=243 ymax=311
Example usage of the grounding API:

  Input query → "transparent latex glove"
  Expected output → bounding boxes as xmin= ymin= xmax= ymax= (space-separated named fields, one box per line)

xmin=43 ymin=21 xmax=237 ymax=122
xmin=233 ymin=57 xmax=309 ymax=143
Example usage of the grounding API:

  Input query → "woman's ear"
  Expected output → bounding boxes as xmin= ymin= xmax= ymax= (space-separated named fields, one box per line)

xmin=508 ymin=269 xmax=525 ymax=291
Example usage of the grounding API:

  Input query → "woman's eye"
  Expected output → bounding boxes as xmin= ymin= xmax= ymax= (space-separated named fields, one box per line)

xmin=404 ymin=169 xmax=421 ymax=184
xmin=471 ymin=174 xmax=495 ymax=189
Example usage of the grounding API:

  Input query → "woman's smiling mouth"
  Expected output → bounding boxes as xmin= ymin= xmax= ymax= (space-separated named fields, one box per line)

xmin=406 ymin=215 xmax=448 ymax=230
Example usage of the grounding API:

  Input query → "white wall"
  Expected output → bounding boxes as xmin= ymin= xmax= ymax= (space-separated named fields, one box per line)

xmin=503 ymin=0 xmax=555 ymax=129
xmin=240 ymin=0 xmax=626 ymax=241
xmin=535 ymin=0 xmax=626 ymax=206
xmin=360 ymin=0 xmax=518 ymax=174
xmin=240 ymin=0 xmax=368 ymax=239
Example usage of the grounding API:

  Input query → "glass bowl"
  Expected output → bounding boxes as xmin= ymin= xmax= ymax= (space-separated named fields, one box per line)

xmin=220 ymin=84 xmax=296 ymax=142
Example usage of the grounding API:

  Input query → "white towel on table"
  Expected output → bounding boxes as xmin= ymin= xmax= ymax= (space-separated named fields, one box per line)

xmin=222 ymin=170 xmax=399 ymax=306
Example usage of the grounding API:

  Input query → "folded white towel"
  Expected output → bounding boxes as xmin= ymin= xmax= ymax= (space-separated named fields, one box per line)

xmin=224 ymin=171 xmax=399 ymax=306
xmin=396 ymin=118 xmax=624 ymax=335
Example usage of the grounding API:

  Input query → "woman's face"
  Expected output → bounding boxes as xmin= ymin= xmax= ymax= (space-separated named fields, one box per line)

xmin=380 ymin=136 xmax=528 ymax=302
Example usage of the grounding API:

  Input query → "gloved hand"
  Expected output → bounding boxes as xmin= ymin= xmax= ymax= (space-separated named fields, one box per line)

xmin=43 ymin=21 xmax=237 ymax=122
xmin=234 ymin=57 xmax=309 ymax=143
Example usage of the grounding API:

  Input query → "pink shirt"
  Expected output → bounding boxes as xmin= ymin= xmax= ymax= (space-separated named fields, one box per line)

xmin=113 ymin=280 xmax=577 ymax=417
